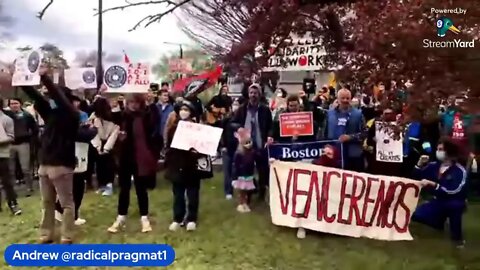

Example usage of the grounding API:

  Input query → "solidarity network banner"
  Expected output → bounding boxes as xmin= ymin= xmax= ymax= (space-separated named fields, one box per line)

xmin=269 ymin=161 xmax=422 ymax=241
xmin=267 ymin=140 xmax=343 ymax=164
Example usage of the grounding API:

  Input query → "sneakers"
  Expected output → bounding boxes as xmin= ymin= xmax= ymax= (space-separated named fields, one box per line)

xmin=9 ymin=203 xmax=22 ymax=216
xmin=107 ymin=217 xmax=126 ymax=233
xmin=169 ymin=222 xmax=181 ymax=232
xmin=38 ymin=237 xmax=54 ymax=244
xmin=236 ymin=204 xmax=245 ymax=213
xmin=141 ymin=217 xmax=152 ymax=233
xmin=55 ymin=211 xmax=63 ymax=222
xmin=74 ymin=218 xmax=86 ymax=226
xmin=297 ymin=228 xmax=306 ymax=239
xmin=102 ymin=184 xmax=113 ymax=196
xmin=225 ymin=194 xmax=233 ymax=200
xmin=186 ymin=222 xmax=197 ymax=231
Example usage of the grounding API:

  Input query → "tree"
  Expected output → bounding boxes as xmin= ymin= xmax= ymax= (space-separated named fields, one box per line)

xmin=39 ymin=43 xmax=69 ymax=69
xmin=73 ymin=50 xmax=122 ymax=67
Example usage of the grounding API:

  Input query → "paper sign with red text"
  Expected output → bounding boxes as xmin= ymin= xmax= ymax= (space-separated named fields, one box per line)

xmin=279 ymin=112 xmax=314 ymax=137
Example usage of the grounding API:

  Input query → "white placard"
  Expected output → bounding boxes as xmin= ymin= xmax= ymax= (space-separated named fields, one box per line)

xmin=12 ymin=50 xmax=42 ymax=86
xmin=104 ymin=62 xmax=150 ymax=93
xmin=375 ymin=122 xmax=403 ymax=163
xmin=65 ymin=67 xmax=97 ymax=89
xmin=74 ymin=142 xmax=89 ymax=173
xmin=170 ymin=121 xmax=223 ymax=156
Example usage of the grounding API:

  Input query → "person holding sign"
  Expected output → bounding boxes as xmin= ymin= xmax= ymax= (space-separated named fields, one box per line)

xmin=412 ymin=138 xmax=468 ymax=248
xmin=164 ymin=100 xmax=203 ymax=232
xmin=20 ymin=66 xmax=80 ymax=244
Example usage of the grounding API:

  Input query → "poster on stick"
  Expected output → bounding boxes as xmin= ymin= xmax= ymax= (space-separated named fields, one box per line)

xmin=12 ymin=50 xmax=42 ymax=86
xmin=375 ymin=122 xmax=403 ymax=163
xmin=170 ymin=121 xmax=223 ymax=156
xmin=269 ymin=161 xmax=421 ymax=241
xmin=104 ymin=63 xmax=150 ymax=93
xmin=65 ymin=68 xmax=97 ymax=89
xmin=279 ymin=112 xmax=314 ymax=137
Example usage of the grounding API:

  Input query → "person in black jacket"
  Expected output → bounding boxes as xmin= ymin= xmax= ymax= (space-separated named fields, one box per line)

xmin=20 ymin=67 xmax=79 ymax=244
xmin=231 ymin=83 xmax=273 ymax=202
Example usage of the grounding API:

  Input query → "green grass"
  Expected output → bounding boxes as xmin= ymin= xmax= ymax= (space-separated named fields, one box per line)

xmin=1 ymin=173 xmax=479 ymax=270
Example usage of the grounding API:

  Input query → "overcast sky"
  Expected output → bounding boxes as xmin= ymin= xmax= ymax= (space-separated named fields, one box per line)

xmin=1 ymin=0 xmax=192 ymax=64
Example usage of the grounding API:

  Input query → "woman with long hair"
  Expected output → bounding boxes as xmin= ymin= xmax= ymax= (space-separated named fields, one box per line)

xmin=89 ymin=97 xmax=119 ymax=196
xmin=107 ymin=94 xmax=160 ymax=233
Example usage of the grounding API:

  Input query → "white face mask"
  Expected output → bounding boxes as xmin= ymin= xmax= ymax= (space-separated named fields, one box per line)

xmin=436 ymin=150 xmax=446 ymax=161
xmin=179 ymin=110 xmax=190 ymax=120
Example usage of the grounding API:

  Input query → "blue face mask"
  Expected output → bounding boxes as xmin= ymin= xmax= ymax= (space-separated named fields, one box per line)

xmin=49 ymin=99 xmax=57 ymax=109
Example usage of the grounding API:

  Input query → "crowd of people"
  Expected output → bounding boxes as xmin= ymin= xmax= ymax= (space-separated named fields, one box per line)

xmin=0 ymin=67 xmax=475 ymax=249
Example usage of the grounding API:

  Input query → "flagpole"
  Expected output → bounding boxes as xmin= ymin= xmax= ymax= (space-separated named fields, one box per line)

xmin=96 ymin=0 xmax=104 ymax=91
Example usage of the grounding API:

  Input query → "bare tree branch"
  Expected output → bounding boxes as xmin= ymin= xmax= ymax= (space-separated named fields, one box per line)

xmin=37 ymin=0 xmax=54 ymax=20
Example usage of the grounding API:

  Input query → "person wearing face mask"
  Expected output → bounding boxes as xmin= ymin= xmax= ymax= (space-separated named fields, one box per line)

xmin=164 ymin=100 xmax=203 ymax=232
xmin=412 ymin=138 xmax=468 ymax=249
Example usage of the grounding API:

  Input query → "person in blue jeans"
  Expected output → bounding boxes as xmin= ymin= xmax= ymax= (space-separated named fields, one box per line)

xmin=412 ymin=138 xmax=468 ymax=248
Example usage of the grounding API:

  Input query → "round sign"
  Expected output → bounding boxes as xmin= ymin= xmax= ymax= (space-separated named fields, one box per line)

xmin=82 ymin=70 xmax=96 ymax=84
xmin=104 ymin=65 xmax=127 ymax=89
xmin=27 ymin=51 xmax=40 ymax=73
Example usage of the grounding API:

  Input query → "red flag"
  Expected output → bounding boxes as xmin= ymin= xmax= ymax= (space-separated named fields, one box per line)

xmin=172 ymin=65 xmax=222 ymax=95
xmin=123 ymin=50 xmax=130 ymax=64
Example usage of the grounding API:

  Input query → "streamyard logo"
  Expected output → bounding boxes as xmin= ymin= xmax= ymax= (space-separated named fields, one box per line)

xmin=423 ymin=17 xmax=475 ymax=48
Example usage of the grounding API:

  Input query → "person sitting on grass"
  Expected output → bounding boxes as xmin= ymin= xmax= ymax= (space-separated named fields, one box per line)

xmin=412 ymin=138 xmax=468 ymax=249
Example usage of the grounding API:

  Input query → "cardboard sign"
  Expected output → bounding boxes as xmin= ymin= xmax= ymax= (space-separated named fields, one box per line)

xmin=375 ymin=122 xmax=403 ymax=163
xmin=279 ymin=112 xmax=314 ymax=137
xmin=261 ymin=34 xmax=326 ymax=71
xmin=104 ymin=63 xmax=150 ymax=93
xmin=270 ymin=161 xmax=421 ymax=241
xmin=74 ymin=142 xmax=89 ymax=173
xmin=65 ymin=68 xmax=97 ymax=89
xmin=170 ymin=121 xmax=223 ymax=156
xmin=12 ymin=50 xmax=41 ymax=86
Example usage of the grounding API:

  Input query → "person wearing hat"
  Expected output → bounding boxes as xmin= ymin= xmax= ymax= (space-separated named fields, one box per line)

xmin=231 ymin=83 xmax=273 ymax=202
xmin=19 ymin=66 xmax=80 ymax=244
xmin=164 ymin=100 xmax=203 ymax=231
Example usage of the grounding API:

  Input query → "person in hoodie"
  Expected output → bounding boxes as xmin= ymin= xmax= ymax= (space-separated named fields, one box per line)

xmin=55 ymin=95 xmax=97 ymax=226
xmin=20 ymin=67 xmax=80 ymax=244
xmin=4 ymin=97 xmax=38 ymax=196
xmin=107 ymin=94 xmax=160 ymax=234
xmin=89 ymin=97 xmax=120 ymax=196
xmin=164 ymin=100 xmax=202 ymax=232
xmin=412 ymin=138 xmax=468 ymax=248
xmin=0 ymin=97 xmax=22 ymax=215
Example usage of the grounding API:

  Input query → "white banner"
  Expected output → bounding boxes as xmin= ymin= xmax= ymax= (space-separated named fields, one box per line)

xmin=12 ymin=50 xmax=42 ymax=86
xmin=375 ymin=122 xmax=403 ymax=163
xmin=270 ymin=161 xmax=421 ymax=241
xmin=170 ymin=121 xmax=223 ymax=156
xmin=104 ymin=63 xmax=150 ymax=93
xmin=65 ymin=67 xmax=97 ymax=89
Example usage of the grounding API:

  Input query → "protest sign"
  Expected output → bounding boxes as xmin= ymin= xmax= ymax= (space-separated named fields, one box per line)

xmin=169 ymin=59 xmax=193 ymax=73
xmin=104 ymin=63 xmax=150 ymax=93
xmin=375 ymin=122 xmax=403 ymax=163
xmin=65 ymin=68 xmax=97 ymax=89
xmin=170 ymin=121 xmax=223 ymax=156
xmin=269 ymin=161 xmax=422 ymax=241
xmin=279 ymin=112 xmax=314 ymax=137
xmin=12 ymin=50 xmax=41 ymax=86
xmin=261 ymin=34 xmax=326 ymax=72
xmin=74 ymin=142 xmax=89 ymax=173
xmin=268 ymin=140 xmax=342 ymax=164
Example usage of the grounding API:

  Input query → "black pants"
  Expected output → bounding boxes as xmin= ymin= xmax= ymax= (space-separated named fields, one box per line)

xmin=84 ymin=144 xmax=96 ymax=189
xmin=96 ymin=153 xmax=115 ymax=187
xmin=254 ymin=149 xmax=269 ymax=198
xmin=172 ymin=179 xmax=201 ymax=223
xmin=117 ymin=165 xmax=149 ymax=216
xmin=55 ymin=173 xmax=86 ymax=220
xmin=0 ymin=158 xmax=17 ymax=206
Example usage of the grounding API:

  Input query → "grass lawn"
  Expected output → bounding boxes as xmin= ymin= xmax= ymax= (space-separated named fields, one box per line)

xmin=1 ymin=173 xmax=479 ymax=270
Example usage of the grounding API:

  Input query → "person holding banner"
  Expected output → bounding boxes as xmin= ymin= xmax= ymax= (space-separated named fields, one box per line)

xmin=164 ymin=100 xmax=203 ymax=231
xmin=107 ymin=93 xmax=160 ymax=234
xmin=412 ymin=138 xmax=468 ymax=248
xmin=231 ymin=84 xmax=273 ymax=202
xmin=20 ymin=67 xmax=80 ymax=244
xmin=325 ymin=89 xmax=365 ymax=172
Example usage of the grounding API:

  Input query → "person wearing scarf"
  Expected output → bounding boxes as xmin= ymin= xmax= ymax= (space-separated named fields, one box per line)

xmin=107 ymin=94 xmax=160 ymax=234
